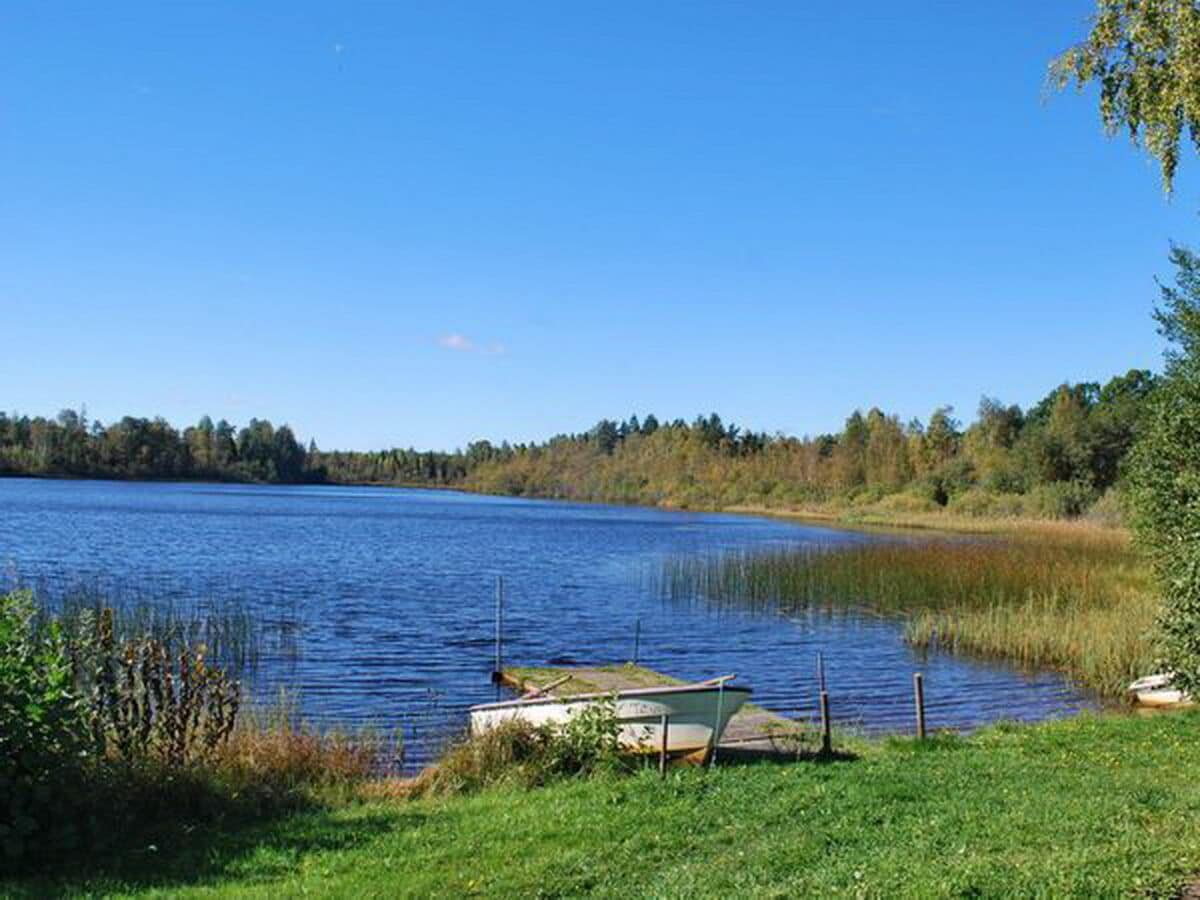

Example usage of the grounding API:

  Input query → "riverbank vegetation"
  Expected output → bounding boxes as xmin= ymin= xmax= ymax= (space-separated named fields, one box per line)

xmin=661 ymin=524 xmax=1152 ymax=698
xmin=0 ymin=591 xmax=385 ymax=876
xmin=462 ymin=370 xmax=1154 ymax=521
xmin=1126 ymin=245 xmax=1200 ymax=697
xmin=7 ymin=710 xmax=1200 ymax=897
xmin=0 ymin=365 xmax=1156 ymax=525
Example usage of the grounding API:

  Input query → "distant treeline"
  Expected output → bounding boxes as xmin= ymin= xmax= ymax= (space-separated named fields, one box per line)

xmin=0 ymin=413 xmax=315 ymax=484
xmin=0 ymin=368 xmax=1157 ymax=518
xmin=458 ymin=370 xmax=1157 ymax=518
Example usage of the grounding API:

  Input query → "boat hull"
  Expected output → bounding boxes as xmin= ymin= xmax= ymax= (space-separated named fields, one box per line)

xmin=1135 ymin=688 xmax=1192 ymax=708
xmin=469 ymin=684 xmax=751 ymax=757
xmin=1129 ymin=673 xmax=1195 ymax=708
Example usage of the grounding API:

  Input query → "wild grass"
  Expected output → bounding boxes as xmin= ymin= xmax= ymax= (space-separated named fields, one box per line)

xmin=660 ymin=525 xmax=1155 ymax=697
xmin=20 ymin=582 xmax=265 ymax=677
xmin=728 ymin=501 xmax=1131 ymax=536
xmin=218 ymin=698 xmax=397 ymax=795
xmin=11 ymin=711 xmax=1200 ymax=897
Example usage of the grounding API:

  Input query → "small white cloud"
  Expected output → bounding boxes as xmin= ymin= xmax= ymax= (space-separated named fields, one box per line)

xmin=438 ymin=333 xmax=476 ymax=352
xmin=437 ymin=334 xmax=506 ymax=355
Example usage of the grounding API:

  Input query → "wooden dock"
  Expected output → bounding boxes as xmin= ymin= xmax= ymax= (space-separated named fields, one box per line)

xmin=500 ymin=663 xmax=818 ymax=760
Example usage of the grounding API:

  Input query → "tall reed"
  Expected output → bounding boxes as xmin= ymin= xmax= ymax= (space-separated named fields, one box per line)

xmin=660 ymin=526 xmax=1155 ymax=697
xmin=25 ymin=585 xmax=263 ymax=677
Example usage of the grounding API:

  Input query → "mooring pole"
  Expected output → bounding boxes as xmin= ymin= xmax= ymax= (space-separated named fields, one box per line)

xmin=633 ymin=617 xmax=641 ymax=665
xmin=491 ymin=575 xmax=504 ymax=684
xmin=914 ymin=672 xmax=926 ymax=740
xmin=819 ymin=690 xmax=832 ymax=756
xmin=709 ymin=680 xmax=726 ymax=769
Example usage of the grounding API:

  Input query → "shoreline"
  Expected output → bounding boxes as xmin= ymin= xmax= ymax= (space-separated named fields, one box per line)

xmin=0 ymin=470 xmax=1130 ymax=540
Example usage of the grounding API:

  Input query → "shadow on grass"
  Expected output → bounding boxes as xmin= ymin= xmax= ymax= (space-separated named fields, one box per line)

xmin=2 ymin=800 xmax=425 ymax=898
xmin=715 ymin=744 xmax=859 ymax=765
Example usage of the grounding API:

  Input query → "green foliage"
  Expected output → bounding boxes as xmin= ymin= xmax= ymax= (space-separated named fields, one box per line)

xmin=74 ymin=608 xmax=241 ymax=767
xmin=1026 ymin=480 xmax=1099 ymax=519
xmin=0 ymin=411 xmax=315 ymax=484
xmin=1052 ymin=0 xmax=1200 ymax=193
xmin=0 ymin=591 xmax=90 ymax=866
xmin=0 ymin=593 xmax=287 ymax=874
xmin=452 ymin=371 xmax=1153 ymax=518
xmin=538 ymin=699 xmax=625 ymax=776
xmin=421 ymin=701 xmax=626 ymax=797
xmin=1129 ymin=245 xmax=1200 ymax=693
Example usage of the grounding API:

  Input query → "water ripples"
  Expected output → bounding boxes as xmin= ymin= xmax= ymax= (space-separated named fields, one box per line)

xmin=0 ymin=478 xmax=1098 ymax=769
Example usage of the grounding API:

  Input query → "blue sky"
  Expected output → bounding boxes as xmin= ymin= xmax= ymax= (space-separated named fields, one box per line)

xmin=2 ymin=2 xmax=1197 ymax=451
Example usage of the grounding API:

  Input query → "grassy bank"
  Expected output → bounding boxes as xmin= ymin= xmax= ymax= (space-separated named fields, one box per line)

xmin=7 ymin=710 xmax=1200 ymax=898
xmin=661 ymin=523 xmax=1154 ymax=697
xmin=720 ymin=494 xmax=1123 ymax=535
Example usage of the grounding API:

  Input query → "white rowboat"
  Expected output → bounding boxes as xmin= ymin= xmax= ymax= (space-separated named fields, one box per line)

xmin=469 ymin=677 xmax=751 ymax=760
xmin=1129 ymin=673 xmax=1194 ymax=708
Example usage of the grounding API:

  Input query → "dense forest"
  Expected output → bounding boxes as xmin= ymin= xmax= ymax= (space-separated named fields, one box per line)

xmin=459 ymin=369 xmax=1156 ymax=519
xmin=0 ymin=367 xmax=1156 ymax=519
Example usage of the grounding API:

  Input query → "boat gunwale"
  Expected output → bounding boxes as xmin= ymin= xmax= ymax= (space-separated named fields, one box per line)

xmin=469 ymin=681 xmax=752 ymax=714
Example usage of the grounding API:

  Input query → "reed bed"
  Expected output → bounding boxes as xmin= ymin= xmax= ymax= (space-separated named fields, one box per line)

xmin=660 ymin=526 xmax=1155 ymax=697
xmin=21 ymin=585 xmax=264 ymax=676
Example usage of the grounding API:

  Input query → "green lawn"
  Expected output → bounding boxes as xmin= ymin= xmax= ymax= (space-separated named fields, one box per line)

xmin=9 ymin=711 xmax=1200 ymax=898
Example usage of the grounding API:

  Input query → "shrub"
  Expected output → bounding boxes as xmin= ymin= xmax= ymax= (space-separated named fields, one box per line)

xmin=2 ymin=594 xmax=384 ymax=874
xmin=872 ymin=490 xmax=937 ymax=515
xmin=947 ymin=489 xmax=1030 ymax=519
xmin=1085 ymin=487 xmax=1127 ymax=528
xmin=1128 ymin=245 xmax=1200 ymax=695
xmin=538 ymin=699 xmax=624 ymax=775
xmin=72 ymin=608 xmax=240 ymax=767
xmin=419 ymin=700 xmax=626 ymax=797
xmin=1027 ymin=481 xmax=1097 ymax=519
xmin=916 ymin=459 xmax=977 ymax=506
xmin=946 ymin=488 xmax=995 ymax=517
xmin=0 ymin=590 xmax=91 ymax=867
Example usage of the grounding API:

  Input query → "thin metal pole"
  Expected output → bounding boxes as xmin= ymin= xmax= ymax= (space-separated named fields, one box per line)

xmin=914 ymin=672 xmax=926 ymax=740
xmin=819 ymin=690 xmax=832 ymax=756
xmin=817 ymin=650 xmax=826 ymax=694
xmin=709 ymin=681 xmax=725 ymax=769
xmin=633 ymin=617 xmax=641 ymax=665
xmin=491 ymin=575 xmax=504 ymax=684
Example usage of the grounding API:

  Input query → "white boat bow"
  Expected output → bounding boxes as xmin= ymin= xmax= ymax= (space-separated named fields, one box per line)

xmin=1129 ymin=672 xmax=1193 ymax=708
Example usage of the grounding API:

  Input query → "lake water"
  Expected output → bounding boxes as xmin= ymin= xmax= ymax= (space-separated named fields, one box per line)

xmin=0 ymin=478 xmax=1096 ymax=767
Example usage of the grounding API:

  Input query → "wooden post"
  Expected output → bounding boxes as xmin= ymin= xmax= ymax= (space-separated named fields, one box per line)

xmin=819 ymin=690 xmax=832 ymax=756
xmin=491 ymin=576 xmax=504 ymax=684
xmin=914 ymin=672 xmax=926 ymax=740
xmin=633 ymin=617 xmax=641 ymax=666
xmin=658 ymin=714 xmax=669 ymax=777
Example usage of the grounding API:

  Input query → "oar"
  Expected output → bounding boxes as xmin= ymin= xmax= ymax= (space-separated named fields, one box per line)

xmin=699 ymin=674 xmax=737 ymax=686
xmin=522 ymin=674 xmax=573 ymax=698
